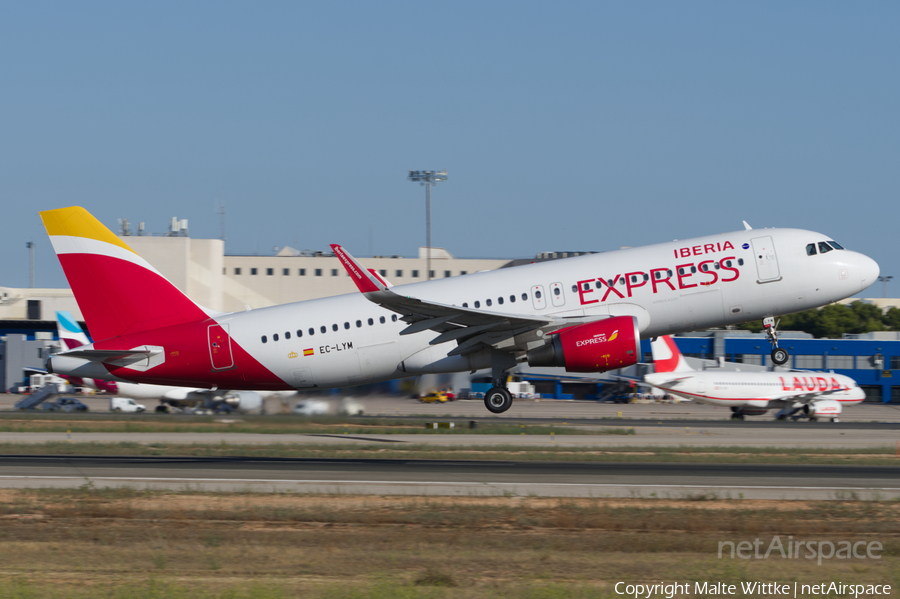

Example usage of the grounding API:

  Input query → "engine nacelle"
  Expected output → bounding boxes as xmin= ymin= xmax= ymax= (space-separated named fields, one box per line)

xmin=526 ymin=316 xmax=640 ymax=373
xmin=221 ymin=391 xmax=263 ymax=412
xmin=804 ymin=400 xmax=842 ymax=419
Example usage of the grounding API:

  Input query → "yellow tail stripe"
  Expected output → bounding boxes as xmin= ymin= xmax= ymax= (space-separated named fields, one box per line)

xmin=40 ymin=207 xmax=136 ymax=254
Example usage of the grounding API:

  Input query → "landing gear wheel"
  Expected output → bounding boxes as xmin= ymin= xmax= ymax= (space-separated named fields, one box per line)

xmin=484 ymin=387 xmax=513 ymax=414
xmin=771 ymin=348 xmax=789 ymax=366
xmin=730 ymin=413 xmax=745 ymax=421
xmin=831 ymin=418 xmax=840 ymax=423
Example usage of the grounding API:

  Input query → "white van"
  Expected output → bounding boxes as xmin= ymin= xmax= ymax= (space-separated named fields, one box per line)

xmin=110 ymin=397 xmax=146 ymax=413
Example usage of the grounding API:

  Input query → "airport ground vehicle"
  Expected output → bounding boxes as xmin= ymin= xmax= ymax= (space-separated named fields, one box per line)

xmin=420 ymin=391 xmax=450 ymax=403
xmin=110 ymin=397 xmax=146 ymax=412
xmin=42 ymin=397 xmax=89 ymax=412
xmin=42 ymin=207 xmax=878 ymax=415
xmin=293 ymin=400 xmax=330 ymax=415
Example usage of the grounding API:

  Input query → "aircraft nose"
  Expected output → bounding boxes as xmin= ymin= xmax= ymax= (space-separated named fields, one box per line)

xmin=857 ymin=253 xmax=880 ymax=294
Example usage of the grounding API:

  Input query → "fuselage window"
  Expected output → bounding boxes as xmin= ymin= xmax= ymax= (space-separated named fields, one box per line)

xmin=273 ymin=333 xmax=279 ymax=341
xmin=643 ymin=274 xmax=649 ymax=281
xmin=392 ymin=315 xmax=398 ymax=322
xmin=583 ymin=283 xmax=591 ymax=291
xmin=344 ymin=322 xmax=350 ymax=329
xmin=332 ymin=324 xmax=339 ymax=331
xmin=297 ymin=330 xmax=303 ymax=337
xmin=509 ymin=295 xmax=516 ymax=303
xmin=285 ymin=332 xmax=291 ymax=339
xmin=667 ymin=270 xmax=673 ymax=277
xmin=462 ymin=303 xmax=468 ymax=308
xmin=737 ymin=258 xmax=744 ymax=266
xmin=700 ymin=264 xmax=708 ymax=272
xmin=486 ymin=299 xmax=492 ymax=306
xmin=356 ymin=320 xmax=362 ymax=328
xmin=379 ymin=316 xmax=386 ymax=324
xmin=553 ymin=287 xmax=560 ymax=296
xmin=261 ymin=335 xmax=267 ymax=343
xmin=309 ymin=328 xmax=315 ymax=336
xmin=724 ymin=260 xmax=732 ymax=267
xmin=522 ymin=293 xmax=528 ymax=300
xmin=690 ymin=266 xmax=696 ymax=273
xmin=596 ymin=280 xmax=603 ymax=288
xmin=498 ymin=296 xmax=504 ymax=304
xmin=320 ymin=326 xmax=326 ymax=334
xmin=474 ymin=301 xmax=480 ymax=308
xmin=607 ymin=279 xmax=614 ymax=286
xmin=619 ymin=277 xmax=624 ymax=285
xmin=631 ymin=275 xmax=637 ymax=283
xmin=368 ymin=318 xmax=374 ymax=326
xmin=571 ymin=284 xmax=577 ymax=292
xmin=818 ymin=242 xmax=833 ymax=254
xmin=714 ymin=263 xmax=720 ymax=270
xmin=535 ymin=290 xmax=542 ymax=299
xmin=678 ymin=268 xmax=684 ymax=275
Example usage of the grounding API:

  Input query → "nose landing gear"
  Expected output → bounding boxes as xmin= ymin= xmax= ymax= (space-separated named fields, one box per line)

xmin=763 ymin=317 xmax=789 ymax=365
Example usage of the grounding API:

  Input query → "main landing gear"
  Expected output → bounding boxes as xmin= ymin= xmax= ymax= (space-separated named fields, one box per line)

xmin=483 ymin=350 xmax=517 ymax=414
xmin=763 ymin=316 xmax=789 ymax=366
xmin=484 ymin=386 xmax=513 ymax=414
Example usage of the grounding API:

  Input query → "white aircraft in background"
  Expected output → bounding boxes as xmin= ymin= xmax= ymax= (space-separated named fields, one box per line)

xmin=54 ymin=310 xmax=265 ymax=413
xmin=42 ymin=207 xmax=879 ymax=414
xmin=644 ymin=336 xmax=865 ymax=422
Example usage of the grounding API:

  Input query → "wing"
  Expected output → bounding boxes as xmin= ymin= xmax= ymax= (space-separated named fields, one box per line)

xmin=777 ymin=388 xmax=846 ymax=403
xmin=331 ymin=244 xmax=606 ymax=356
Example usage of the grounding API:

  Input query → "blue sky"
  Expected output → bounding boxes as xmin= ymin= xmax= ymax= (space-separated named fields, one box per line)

xmin=2 ymin=1 xmax=898 ymax=297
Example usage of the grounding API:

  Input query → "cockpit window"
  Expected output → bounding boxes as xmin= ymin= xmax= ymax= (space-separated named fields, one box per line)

xmin=828 ymin=240 xmax=845 ymax=250
xmin=806 ymin=243 xmax=817 ymax=256
xmin=818 ymin=242 xmax=833 ymax=254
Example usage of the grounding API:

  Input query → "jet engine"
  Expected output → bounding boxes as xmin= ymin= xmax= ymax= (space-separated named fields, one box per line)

xmin=804 ymin=400 xmax=842 ymax=421
xmin=526 ymin=316 xmax=640 ymax=373
xmin=220 ymin=391 xmax=264 ymax=413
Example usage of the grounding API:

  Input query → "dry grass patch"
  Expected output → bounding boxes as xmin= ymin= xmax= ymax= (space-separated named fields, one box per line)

xmin=0 ymin=488 xmax=896 ymax=597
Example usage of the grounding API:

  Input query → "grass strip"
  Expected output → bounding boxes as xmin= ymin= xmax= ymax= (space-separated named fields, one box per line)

xmin=1 ymin=441 xmax=899 ymax=465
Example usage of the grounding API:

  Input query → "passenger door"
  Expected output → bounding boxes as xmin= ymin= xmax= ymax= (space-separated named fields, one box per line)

xmin=207 ymin=323 xmax=234 ymax=370
xmin=751 ymin=236 xmax=781 ymax=282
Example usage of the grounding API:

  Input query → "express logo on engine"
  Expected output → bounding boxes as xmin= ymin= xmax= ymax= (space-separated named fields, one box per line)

xmin=575 ymin=330 xmax=618 ymax=347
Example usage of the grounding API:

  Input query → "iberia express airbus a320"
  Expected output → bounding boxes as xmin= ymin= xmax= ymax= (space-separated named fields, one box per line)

xmin=42 ymin=207 xmax=879 ymax=414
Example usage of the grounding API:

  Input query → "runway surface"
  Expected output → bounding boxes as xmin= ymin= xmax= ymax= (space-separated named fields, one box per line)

xmin=0 ymin=455 xmax=897 ymax=500
xmin=1 ymin=424 xmax=898 ymax=448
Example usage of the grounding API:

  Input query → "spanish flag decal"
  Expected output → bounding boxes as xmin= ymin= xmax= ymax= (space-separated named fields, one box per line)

xmin=303 ymin=348 xmax=314 ymax=357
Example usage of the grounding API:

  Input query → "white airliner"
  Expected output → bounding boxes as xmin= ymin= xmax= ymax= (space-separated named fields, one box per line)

xmin=41 ymin=207 xmax=879 ymax=414
xmin=54 ymin=310 xmax=265 ymax=413
xmin=644 ymin=336 xmax=865 ymax=421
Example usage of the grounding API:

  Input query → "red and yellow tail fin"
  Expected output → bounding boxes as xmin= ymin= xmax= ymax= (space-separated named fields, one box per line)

xmin=40 ymin=207 xmax=210 ymax=342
